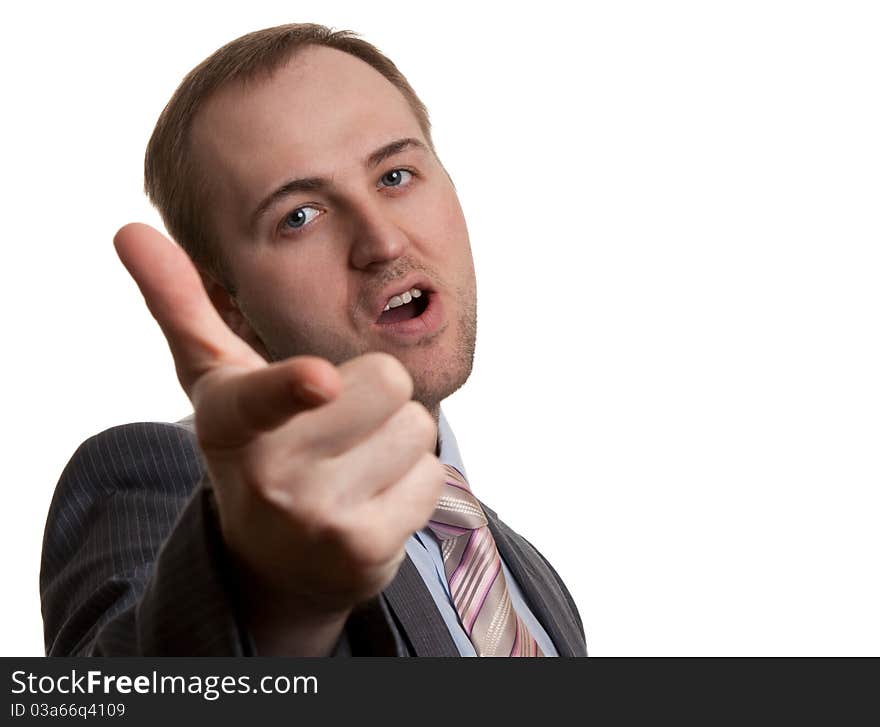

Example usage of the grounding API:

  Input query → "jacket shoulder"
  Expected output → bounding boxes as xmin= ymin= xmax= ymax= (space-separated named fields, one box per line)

xmin=40 ymin=421 xmax=215 ymax=655
xmin=57 ymin=421 xmax=203 ymax=498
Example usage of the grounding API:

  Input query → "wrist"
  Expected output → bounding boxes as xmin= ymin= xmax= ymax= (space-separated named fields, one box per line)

xmin=233 ymin=556 xmax=354 ymax=656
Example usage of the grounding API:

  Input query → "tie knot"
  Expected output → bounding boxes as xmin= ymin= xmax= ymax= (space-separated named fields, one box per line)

xmin=428 ymin=465 xmax=487 ymax=537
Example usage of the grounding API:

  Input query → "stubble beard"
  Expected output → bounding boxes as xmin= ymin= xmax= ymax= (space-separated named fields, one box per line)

xmin=410 ymin=287 xmax=477 ymax=419
xmin=257 ymin=286 xmax=478 ymax=421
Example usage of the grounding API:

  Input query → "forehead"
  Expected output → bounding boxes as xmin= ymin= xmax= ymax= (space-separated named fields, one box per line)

xmin=190 ymin=46 xmax=424 ymax=207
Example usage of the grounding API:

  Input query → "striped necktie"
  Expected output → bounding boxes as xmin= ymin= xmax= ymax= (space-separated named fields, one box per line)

xmin=427 ymin=464 xmax=544 ymax=657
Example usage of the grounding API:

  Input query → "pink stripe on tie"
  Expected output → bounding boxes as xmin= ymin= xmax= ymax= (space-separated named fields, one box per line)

xmin=462 ymin=559 xmax=501 ymax=633
xmin=427 ymin=467 xmax=545 ymax=658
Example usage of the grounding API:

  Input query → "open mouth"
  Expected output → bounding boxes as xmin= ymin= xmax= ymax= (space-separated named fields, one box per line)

xmin=376 ymin=288 xmax=431 ymax=324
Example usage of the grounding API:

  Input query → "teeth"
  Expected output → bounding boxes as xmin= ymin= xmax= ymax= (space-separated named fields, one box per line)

xmin=382 ymin=287 xmax=423 ymax=311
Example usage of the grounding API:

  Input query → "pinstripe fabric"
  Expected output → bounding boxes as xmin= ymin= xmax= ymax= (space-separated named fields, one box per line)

xmin=40 ymin=422 xmax=587 ymax=657
xmin=40 ymin=422 xmax=250 ymax=656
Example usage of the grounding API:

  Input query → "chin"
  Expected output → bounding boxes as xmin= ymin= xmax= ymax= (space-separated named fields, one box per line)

xmin=409 ymin=348 xmax=475 ymax=416
xmin=410 ymin=305 xmax=477 ymax=414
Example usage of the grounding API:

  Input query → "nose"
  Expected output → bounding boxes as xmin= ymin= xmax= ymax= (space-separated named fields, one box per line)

xmin=348 ymin=198 xmax=410 ymax=271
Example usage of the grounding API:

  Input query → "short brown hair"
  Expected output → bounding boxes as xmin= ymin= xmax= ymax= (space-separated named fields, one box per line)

xmin=144 ymin=23 xmax=434 ymax=280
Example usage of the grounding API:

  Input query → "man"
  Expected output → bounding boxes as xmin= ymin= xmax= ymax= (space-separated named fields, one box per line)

xmin=41 ymin=23 xmax=587 ymax=657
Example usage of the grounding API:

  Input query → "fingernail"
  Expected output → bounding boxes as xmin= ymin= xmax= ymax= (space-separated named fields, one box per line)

xmin=297 ymin=382 xmax=331 ymax=405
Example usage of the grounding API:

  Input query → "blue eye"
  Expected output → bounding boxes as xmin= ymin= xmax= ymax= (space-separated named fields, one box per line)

xmin=379 ymin=169 xmax=413 ymax=188
xmin=283 ymin=206 xmax=321 ymax=230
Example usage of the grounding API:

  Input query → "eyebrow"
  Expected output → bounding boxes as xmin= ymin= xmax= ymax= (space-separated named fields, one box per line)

xmin=250 ymin=137 xmax=428 ymax=228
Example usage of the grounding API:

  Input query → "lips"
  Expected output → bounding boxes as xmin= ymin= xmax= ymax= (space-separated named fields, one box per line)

xmin=368 ymin=277 xmax=434 ymax=323
xmin=377 ymin=292 xmax=429 ymax=324
xmin=371 ymin=289 xmax=445 ymax=340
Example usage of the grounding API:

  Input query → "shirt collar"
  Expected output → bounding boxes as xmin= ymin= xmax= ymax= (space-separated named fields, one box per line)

xmin=436 ymin=406 xmax=468 ymax=482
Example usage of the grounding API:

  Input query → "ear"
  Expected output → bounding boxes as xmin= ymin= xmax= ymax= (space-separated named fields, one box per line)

xmin=199 ymin=269 xmax=272 ymax=361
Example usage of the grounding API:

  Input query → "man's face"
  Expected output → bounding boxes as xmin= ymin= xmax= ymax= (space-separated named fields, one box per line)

xmin=190 ymin=46 xmax=477 ymax=414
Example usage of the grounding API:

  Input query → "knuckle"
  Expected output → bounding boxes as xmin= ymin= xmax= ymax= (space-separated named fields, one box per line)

xmin=285 ymin=475 xmax=338 ymax=531
xmin=405 ymin=455 xmax=446 ymax=527
xmin=350 ymin=537 xmax=388 ymax=569
xmin=321 ymin=518 xmax=388 ymax=568
xmin=362 ymin=352 xmax=412 ymax=401
xmin=399 ymin=401 xmax=437 ymax=448
xmin=422 ymin=453 xmax=446 ymax=495
xmin=301 ymin=502 xmax=345 ymax=544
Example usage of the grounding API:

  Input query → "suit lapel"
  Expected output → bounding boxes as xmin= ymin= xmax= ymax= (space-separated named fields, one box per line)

xmin=382 ymin=554 xmax=460 ymax=657
xmin=361 ymin=517 xmax=586 ymax=657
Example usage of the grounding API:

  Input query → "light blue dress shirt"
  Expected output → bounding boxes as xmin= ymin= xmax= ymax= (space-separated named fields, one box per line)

xmin=403 ymin=408 xmax=558 ymax=657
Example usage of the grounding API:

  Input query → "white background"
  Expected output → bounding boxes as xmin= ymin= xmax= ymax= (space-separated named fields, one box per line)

xmin=2 ymin=0 xmax=878 ymax=656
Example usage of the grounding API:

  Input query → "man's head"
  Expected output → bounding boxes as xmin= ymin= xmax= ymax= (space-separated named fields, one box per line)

xmin=145 ymin=24 xmax=477 ymax=415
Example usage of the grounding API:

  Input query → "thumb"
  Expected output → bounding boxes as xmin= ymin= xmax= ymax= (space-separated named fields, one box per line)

xmin=114 ymin=222 xmax=263 ymax=395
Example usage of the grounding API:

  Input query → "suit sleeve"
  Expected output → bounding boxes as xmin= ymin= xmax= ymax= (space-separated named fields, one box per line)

xmin=40 ymin=422 xmax=254 ymax=656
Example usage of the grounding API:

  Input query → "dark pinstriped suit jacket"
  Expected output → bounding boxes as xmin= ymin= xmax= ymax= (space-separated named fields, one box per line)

xmin=40 ymin=421 xmax=587 ymax=656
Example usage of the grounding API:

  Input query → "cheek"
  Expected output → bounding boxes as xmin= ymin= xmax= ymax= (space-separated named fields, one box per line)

xmin=439 ymin=197 xmax=475 ymax=280
xmin=230 ymin=247 xmax=340 ymax=324
xmin=414 ymin=184 xmax=471 ymax=256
